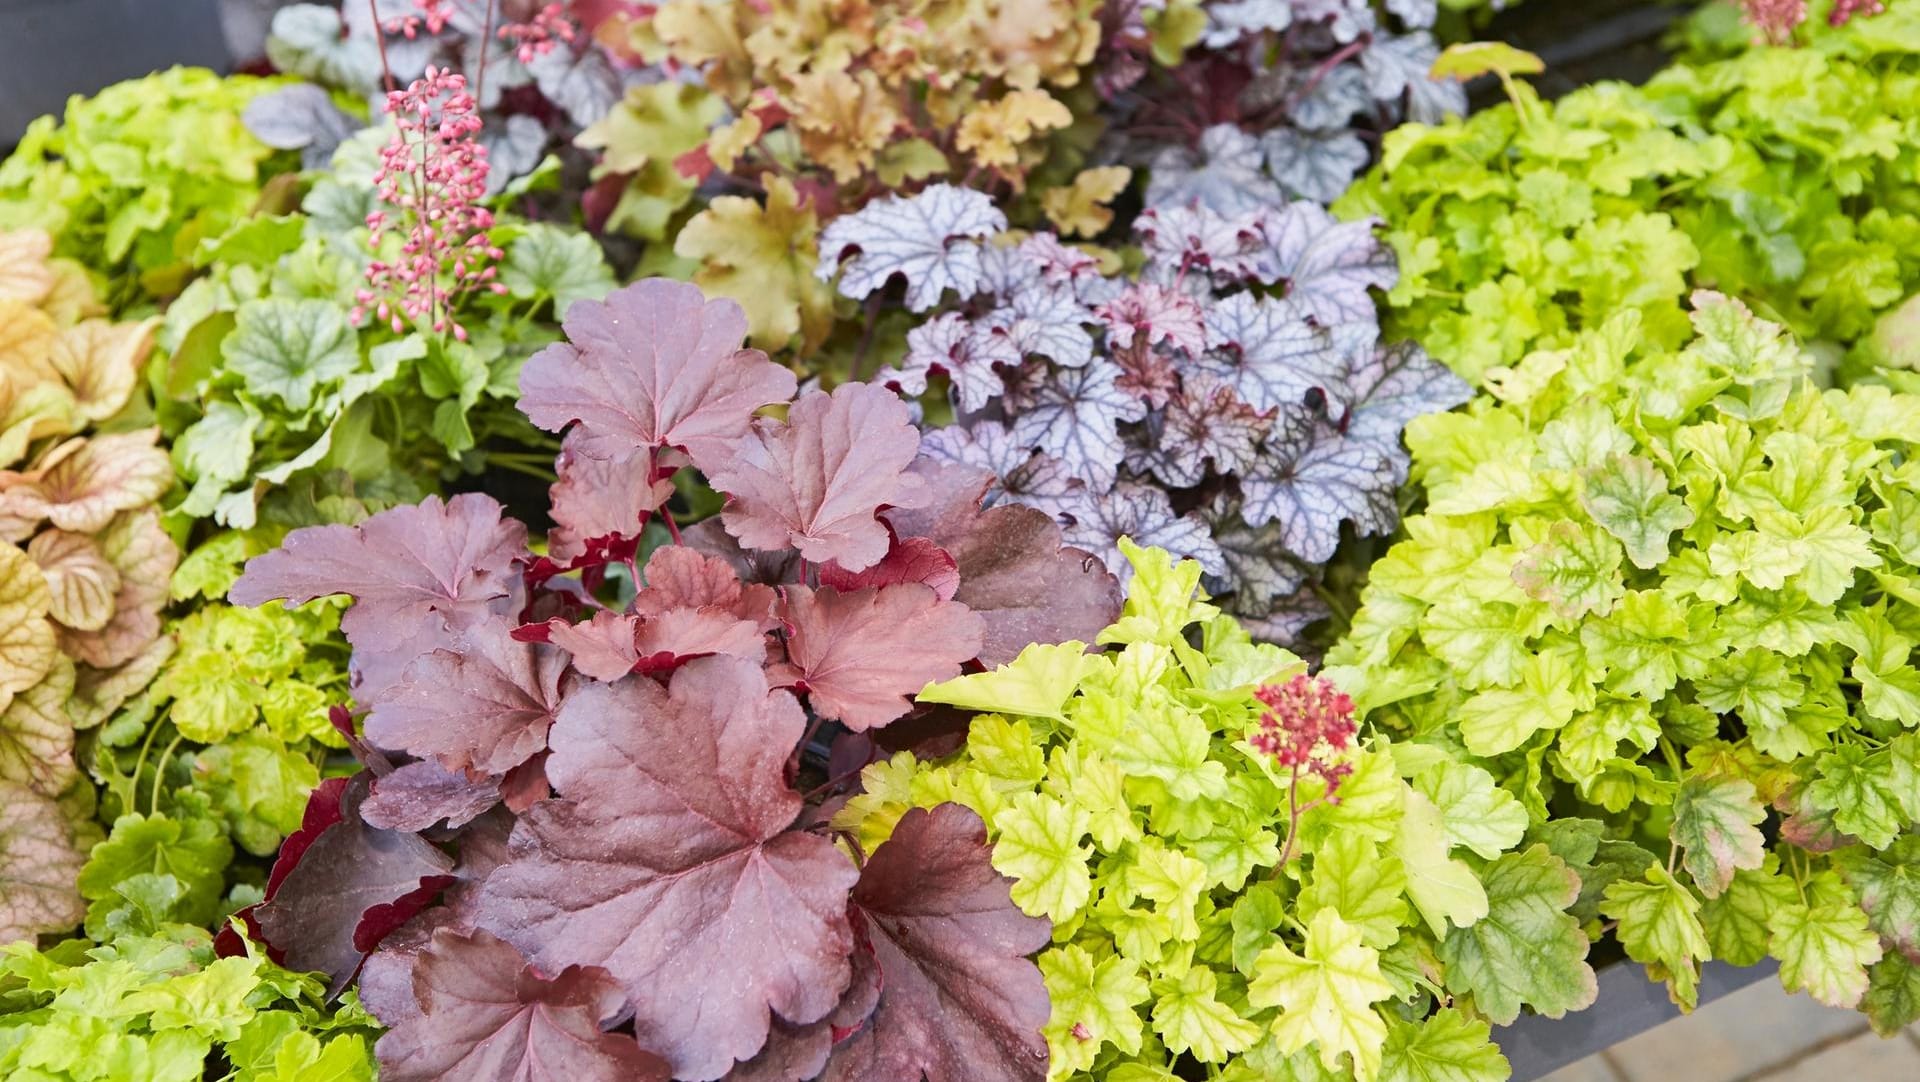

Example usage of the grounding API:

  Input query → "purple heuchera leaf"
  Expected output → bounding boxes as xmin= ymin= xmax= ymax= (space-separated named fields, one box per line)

xmin=632 ymin=544 xmax=780 ymax=628
xmin=546 ymin=436 xmax=674 ymax=566
xmin=821 ymin=804 xmax=1051 ymax=1082
xmin=537 ymin=606 xmax=766 ymax=681
xmin=361 ymin=761 xmax=501 ymax=833
xmin=474 ymin=658 xmax=861 ymax=1081
xmin=773 ymin=583 xmax=984 ymax=732
xmin=815 ymin=184 xmax=1006 ymax=312
xmin=1061 ymin=481 xmax=1227 ymax=584
xmin=230 ymin=493 xmax=526 ymax=663
xmin=375 ymin=928 xmax=670 ymax=1082
xmin=1239 ymin=415 xmax=1398 ymax=564
xmin=820 ymin=535 xmax=961 ymax=601
xmin=255 ymin=777 xmax=456 ymax=992
xmin=1098 ymin=283 xmax=1206 ymax=357
xmin=517 ymin=279 xmax=798 ymax=471
xmin=1195 ymin=292 xmax=1348 ymax=413
xmin=711 ymin=382 xmax=926 ymax=573
xmin=366 ymin=625 xmax=570 ymax=777
xmin=1343 ymin=340 xmax=1473 ymax=483
xmin=886 ymin=460 xmax=1121 ymax=667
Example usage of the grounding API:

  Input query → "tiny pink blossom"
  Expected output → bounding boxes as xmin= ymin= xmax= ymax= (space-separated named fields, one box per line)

xmin=498 ymin=3 xmax=577 ymax=64
xmin=1741 ymin=0 xmax=1807 ymax=44
xmin=1249 ymin=674 xmax=1357 ymax=797
xmin=353 ymin=66 xmax=499 ymax=340
xmin=382 ymin=0 xmax=454 ymax=38
xmin=1828 ymin=0 xmax=1884 ymax=26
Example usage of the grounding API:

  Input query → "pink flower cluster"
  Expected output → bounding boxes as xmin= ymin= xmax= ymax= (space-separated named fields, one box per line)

xmin=1741 ymin=0 xmax=1807 ymax=43
xmin=382 ymin=0 xmax=453 ymax=38
xmin=1249 ymin=674 xmax=1356 ymax=795
xmin=1829 ymin=0 xmax=1885 ymax=26
xmin=499 ymin=3 xmax=577 ymax=64
xmin=354 ymin=66 xmax=506 ymax=341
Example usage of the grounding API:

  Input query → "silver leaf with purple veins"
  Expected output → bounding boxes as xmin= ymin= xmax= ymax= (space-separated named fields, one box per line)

xmin=818 ymin=184 xmax=1008 ymax=312
xmin=891 ymin=313 xmax=1016 ymax=413
xmin=1196 ymin=292 xmax=1349 ymax=413
xmin=1128 ymin=373 xmax=1270 ymax=489
xmin=1262 ymin=128 xmax=1370 ymax=205
xmin=1145 ymin=125 xmax=1286 ymax=218
xmin=1136 ymin=204 xmax=1273 ymax=285
xmin=1288 ymin=62 xmax=1372 ymax=132
xmin=919 ymin=422 xmax=1087 ymax=520
xmin=1061 ymin=482 xmax=1226 ymax=584
xmin=1008 ymin=362 xmax=1146 ymax=487
xmin=1260 ymin=202 xmax=1398 ymax=326
xmin=1204 ymin=496 xmax=1312 ymax=604
xmin=1240 ymin=423 xmax=1398 ymax=564
xmin=1342 ymin=340 xmax=1473 ymax=483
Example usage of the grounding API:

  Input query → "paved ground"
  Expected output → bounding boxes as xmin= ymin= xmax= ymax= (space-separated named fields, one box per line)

xmin=1537 ymin=978 xmax=1920 ymax=1082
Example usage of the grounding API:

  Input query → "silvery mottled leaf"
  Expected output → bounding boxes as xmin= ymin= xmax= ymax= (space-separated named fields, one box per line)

xmin=1203 ymin=0 xmax=1293 ymax=47
xmin=818 ymin=185 xmax=1008 ymax=312
xmin=483 ymin=114 xmax=547 ymax=195
xmin=1234 ymin=586 xmax=1334 ymax=645
xmin=243 ymin=83 xmax=359 ymax=170
xmin=1260 ymin=202 xmax=1397 ymax=326
xmin=991 ymin=283 xmax=1095 ymax=368
xmin=1343 ymin=340 xmax=1472 ymax=483
xmin=1294 ymin=0 xmax=1377 ymax=42
xmin=1240 ymin=422 xmax=1397 ymax=563
xmin=1361 ymin=31 xmax=1441 ymax=102
xmin=1387 ymin=0 xmax=1438 ymax=29
xmin=1288 ymin=62 xmax=1372 ymax=132
xmin=1204 ymin=496 xmax=1312 ymax=603
xmin=976 ymin=240 xmax=1045 ymax=301
xmin=1128 ymin=373 xmax=1270 ymax=488
xmin=1135 ymin=204 xmax=1271 ymax=284
xmin=1261 ymin=128 xmax=1370 ymax=205
xmin=1145 ymin=124 xmax=1285 ymax=218
xmin=891 ymin=313 xmax=1015 ymax=413
xmin=1194 ymin=292 xmax=1347 ymax=412
xmin=527 ymin=45 xmax=621 ymax=127
xmin=919 ymin=423 xmax=1086 ymax=519
xmin=267 ymin=4 xmax=384 ymax=94
xmin=1007 ymin=362 xmax=1146 ymax=487
xmin=1406 ymin=67 xmax=1470 ymax=125
xmin=1060 ymin=482 xmax=1225 ymax=583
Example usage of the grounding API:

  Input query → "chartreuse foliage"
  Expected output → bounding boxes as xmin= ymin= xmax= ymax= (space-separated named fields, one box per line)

xmin=1337 ymin=6 xmax=1920 ymax=384
xmin=0 ymin=932 xmax=378 ymax=1081
xmin=156 ymin=128 xmax=614 ymax=531
xmin=1326 ymin=293 xmax=1920 ymax=1034
xmin=845 ymin=541 xmax=1591 ymax=1081
xmin=0 ymin=69 xmax=290 ymax=306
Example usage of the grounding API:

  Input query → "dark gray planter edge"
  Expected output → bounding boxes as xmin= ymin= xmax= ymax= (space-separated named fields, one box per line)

xmin=1499 ymin=958 xmax=1782 ymax=1081
xmin=0 ymin=0 xmax=230 ymax=147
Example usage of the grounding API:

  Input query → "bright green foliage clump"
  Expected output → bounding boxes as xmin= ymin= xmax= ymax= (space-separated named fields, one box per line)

xmin=0 ymin=69 xmax=290 ymax=306
xmin=845 ymin=542 xmax=1589 ymax=1081
xmin=1338 ymin=9 xmax=1920 ymax=384
xmin=1327 ymin=293 xmax=1920 ymax=1033
xmin=157 ymin=131 xmax=613 ymax=530
xmin=0 ymin=932 xmax=376 ymax=1081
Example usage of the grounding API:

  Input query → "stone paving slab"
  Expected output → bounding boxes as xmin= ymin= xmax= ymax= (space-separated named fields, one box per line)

xmin=1530 ymin=976 xmax=1912 ymax=1082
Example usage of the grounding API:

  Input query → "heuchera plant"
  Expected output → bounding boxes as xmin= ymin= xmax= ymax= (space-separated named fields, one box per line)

xmin=0 ymin=229 xmax=177 ymax=946
xmin=817 ymin=184 xmax=1470 ymax=641
xmin=840 ymin=542 xmax=1585 ymax=1081
xmin=223 ymin=279 xmax=1126 ymax=1079
xmin=1328 ymin=294 xmax=1920 ymax=1034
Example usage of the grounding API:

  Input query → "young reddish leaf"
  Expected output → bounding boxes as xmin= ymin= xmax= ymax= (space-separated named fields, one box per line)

xmin=1130 ymin=372 xmax=1271 ymax=488
xmin=775 ymin=584 xmax=984 ymax=732
xmin=516 ymin=278 xmax=798 ymax=471
xmin=361 ymin=760 xmax=502 ymax=833
xmin=886 ymin=460 xmax=1121 ymax=667
xmin=1133 ymin=204 xmax=1269 ymax=282
xmin=889 ymin=311 xmax=1019 ymax=413
xmin=230 ymin=493 xmax=527 ymax=659
xmin=256 ymin=778 xmax=456 ymax=991
xmin=540 ymin=607 xmax=767 ymax=681
xmin=547 ymin=438 xmax=674 ymax=566
xmin=367 ymin=625 xmax=571 ymax=776
xmin=475 ymin=658 xmax=860 ymax=1081
xmin=711 ymin=382 xmax=925 ymax=572
xmin=1097 ymin=283 xmax=1206 ymax=357
xmin=376 ymin=928 xmax=670 ymax=1082
xmin=821 ymin=804 xmax=1051 ymax=1082
xmin=632 ymin=544 xmax=778 ymax=629
xmin=820 ymin=536 xmax=961 ymax=601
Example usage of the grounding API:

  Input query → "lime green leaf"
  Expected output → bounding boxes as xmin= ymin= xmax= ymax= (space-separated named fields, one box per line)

xmin=1041 ymin=945 xmax=1149 ymax=1072
xmin=1250 ymin=911 xmax=1396 ymax=1081
xmin=1701 ymin=859 xmax=1799 ymax=968
xmin=1411 ymin=760 xmax=1528 ymax=861
xmin=1511 ymin=521 xmax=1624 ymax=619
xmin=919 ymin=641 xmax=1098 ymax=720
xmin=220 ymin=298 xmax=359 ymax=412
xmin=1300 ymin=833 xmax=1410 ymax=951
xmin=988 ymin=791 xmax=1093 ymax=922
xmin=1580 ymin=454 xmax=1693 ymax=571
xmin=1151 ymin=965 xmax=1261 ymax=1064
xmin=1379 ymin=1008 xmax=1509 ymax=1082
xmin=1393 ymin=787 xmax=1488 ymax=938
xmin=1457 ymin=650 xmax=1581 ymax=756
xmin=1602 ymin=867 xmax=1711 ymax=1008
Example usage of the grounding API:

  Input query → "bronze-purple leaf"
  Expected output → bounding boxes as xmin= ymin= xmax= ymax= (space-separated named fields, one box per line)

xmin=366 ymin=625 xmax=570 ymax=776
xmin=517 ymin=278 xmax=798 ymax=472
xmin=474 ymin=657 xmax=860 ymax=1081
xmin=375 ymin=928 xmax=670 ymax=1082
xmin=710 ymin=382 xmax=925 ymax=573
xmin=822 ymin=804 xmax=1051 ymax=1082
xmin=775 ymin=584 xmax=982 ymax=732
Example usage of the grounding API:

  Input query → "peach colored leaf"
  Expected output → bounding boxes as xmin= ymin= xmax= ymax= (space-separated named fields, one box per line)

xmin=777 ymin=584 xmax=983 ymax=732
xmin=27 ymin=530 xmax=119 ymax=631
xmin=0 ymin=779 xmax=86 ymax=944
